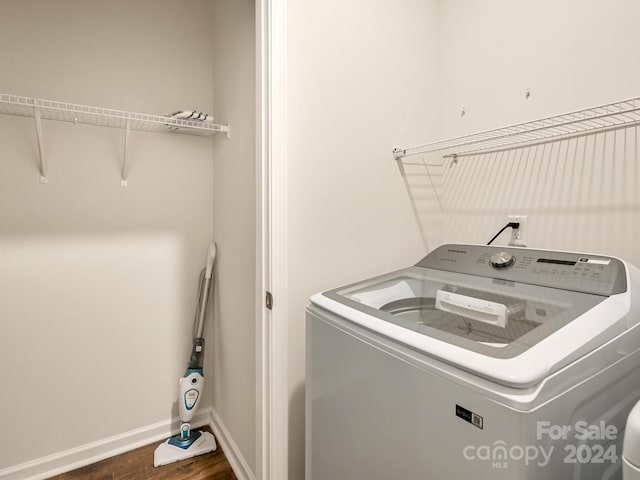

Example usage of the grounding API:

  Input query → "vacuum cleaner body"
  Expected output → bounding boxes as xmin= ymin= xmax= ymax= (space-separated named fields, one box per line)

xmin=154 ymin=244 xmax=218 ymax=467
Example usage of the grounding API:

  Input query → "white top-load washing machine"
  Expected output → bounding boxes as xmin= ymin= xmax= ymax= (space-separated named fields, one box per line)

xmin=624 ymin=401 xmax=640 ymax=479
xmin=306 ymin=244 xmax=640 ymax=480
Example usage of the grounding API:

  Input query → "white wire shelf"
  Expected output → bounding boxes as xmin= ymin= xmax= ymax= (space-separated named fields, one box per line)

xmin=0 ymin=93 xmax=230 ymax=185
xmin=0 ymin=93 xmax=229 ymax=136
xmin=393 ymin=96 xmax=640 ymax=161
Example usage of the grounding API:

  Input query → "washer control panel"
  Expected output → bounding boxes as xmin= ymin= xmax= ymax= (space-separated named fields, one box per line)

xmin=416 ymin=244 xmax=627 ymax=296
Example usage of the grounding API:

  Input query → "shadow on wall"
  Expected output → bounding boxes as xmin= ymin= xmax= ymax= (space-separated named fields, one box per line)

xmin=397 ymin=155 xmax=447 ymax=252
xmin=290 ymin=381 xmax=305 ymax=478
xmin=397 ymin=126 xmax=640 ymax=266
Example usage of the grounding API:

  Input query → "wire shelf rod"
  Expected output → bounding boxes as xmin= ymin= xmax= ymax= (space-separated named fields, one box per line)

xmin=443 ymin=118 xmax=640 ymax=159
xmin=0 ymin=93 xmax=230 ymax=136
xmin=394 ymin=96 xmax=640 ymax=160
xmin=0 ymin=93 xmax=231 ymax=185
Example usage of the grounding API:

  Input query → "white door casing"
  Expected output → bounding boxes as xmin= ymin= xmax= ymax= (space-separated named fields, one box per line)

xmin=257 ymin=0 xmax=288 ymax=478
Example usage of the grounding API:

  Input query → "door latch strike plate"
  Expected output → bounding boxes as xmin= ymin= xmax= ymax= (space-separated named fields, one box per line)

xmin=266 ymin=291 xmax=273 ymax=310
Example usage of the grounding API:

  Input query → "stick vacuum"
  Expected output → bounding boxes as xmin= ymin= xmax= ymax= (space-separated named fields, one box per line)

xmin=154 ymin=243 xmax=218 ymax=467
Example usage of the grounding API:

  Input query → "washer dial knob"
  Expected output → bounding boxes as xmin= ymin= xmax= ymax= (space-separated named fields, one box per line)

xmin=490 ymin=252 xmax=515 ymax=269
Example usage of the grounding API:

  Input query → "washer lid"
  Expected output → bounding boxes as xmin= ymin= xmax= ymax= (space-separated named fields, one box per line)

xmin=313 ymin=245 xmax=631 ymax=388
xmin=325 ymin=270 xmax=605 ymax=360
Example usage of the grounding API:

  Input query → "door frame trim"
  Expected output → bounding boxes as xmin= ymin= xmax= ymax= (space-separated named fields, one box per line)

xmin=257 ymin=0 xmax=288 ymax=478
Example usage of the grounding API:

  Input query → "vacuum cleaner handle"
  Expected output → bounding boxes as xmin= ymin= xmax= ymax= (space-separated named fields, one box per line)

xmin=193 ymin=242 xmax=216 ymax=340
xmin=205 ymin=242 xmax=217 ymax=279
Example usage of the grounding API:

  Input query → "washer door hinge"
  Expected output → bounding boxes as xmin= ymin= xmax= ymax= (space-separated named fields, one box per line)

xmin=266 ymin=291 xmax=273 ymax=310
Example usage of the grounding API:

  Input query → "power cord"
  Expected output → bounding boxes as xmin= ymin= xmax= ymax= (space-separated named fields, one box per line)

xmin=487 ymin=222 xmax=521 ymax=246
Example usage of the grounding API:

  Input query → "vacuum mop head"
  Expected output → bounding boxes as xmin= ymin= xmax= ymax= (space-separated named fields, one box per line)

xmin=154 ymin=430 xmax=217 ymax=467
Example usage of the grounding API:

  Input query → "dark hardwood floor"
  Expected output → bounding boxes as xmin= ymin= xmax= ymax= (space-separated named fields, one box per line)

xmin=49 ymin=429 xmax=236 ymax=480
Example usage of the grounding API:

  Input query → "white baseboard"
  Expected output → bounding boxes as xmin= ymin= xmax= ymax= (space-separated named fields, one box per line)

xmin=0 ymin=408 xmax=212 ymax=480
xmin=209 ymin=408 xmax=256 ymax=480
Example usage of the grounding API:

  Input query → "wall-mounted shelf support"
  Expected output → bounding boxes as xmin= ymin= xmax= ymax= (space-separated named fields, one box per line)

xmin=33 ymin=105 xmax=47 ymax=184
xmin=393 ymin=96 xmax=640 ymax=163
xmin=121 ymin=118 xmax=131 ymax=187
xmin=0 ymin=93 xmax=230 ymax=185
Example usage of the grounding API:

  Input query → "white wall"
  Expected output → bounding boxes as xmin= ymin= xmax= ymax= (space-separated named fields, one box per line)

xmin=285 ymin=1 xmax=440 ymax=477
xmin=211 ymin=0 xmax=257 ymax=476
xmin=0 ymin=0 xmax=217 ymax=475
xmin=429 ymin=0 xmax=640 ymax=266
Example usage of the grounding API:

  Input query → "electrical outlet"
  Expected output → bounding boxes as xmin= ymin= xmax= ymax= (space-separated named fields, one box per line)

xmin=508 ymin=215 xmax=527 ymax=247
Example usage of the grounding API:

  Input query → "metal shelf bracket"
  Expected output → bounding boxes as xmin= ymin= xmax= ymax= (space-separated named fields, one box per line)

xmin=33 ymin=105 xmax=47 ymax=184
xmin=121 ymin=117 xmax=131 ymax=187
